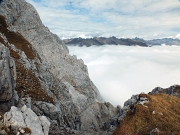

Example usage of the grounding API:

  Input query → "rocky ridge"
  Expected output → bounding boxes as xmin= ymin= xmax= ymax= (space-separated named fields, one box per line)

xmin=64 ymin=37 xmax=148 ymax=47
xmin=64 ymin=37 xmax=180 ymax=47
xmin=102 ymin=85 xmax=180 ymax=134
xmin=133 ymin=37 xmax=180 ymax=46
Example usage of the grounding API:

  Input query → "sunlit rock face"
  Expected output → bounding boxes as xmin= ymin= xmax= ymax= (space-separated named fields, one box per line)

xmin=4 ymin=105 xmax=50 ymax=135
xmin=0 ymin=0 xmax=117 ymax=134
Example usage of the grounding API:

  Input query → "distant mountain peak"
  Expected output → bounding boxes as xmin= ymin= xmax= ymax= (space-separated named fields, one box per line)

xmin=64 ymin=36 xmax=148 ymax=47
xmin=64 ymin=36 xmax=180 ymax=46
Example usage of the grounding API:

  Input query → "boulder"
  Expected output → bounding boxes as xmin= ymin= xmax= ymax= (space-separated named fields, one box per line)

xmin=150 ymin=128 xmax=160 ymax=135
xmin=3 ymin=105 xmax=50 ymax=135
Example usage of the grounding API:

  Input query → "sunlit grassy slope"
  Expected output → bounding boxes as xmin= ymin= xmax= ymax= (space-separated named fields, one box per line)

xmin=114 ymin=93 xmax=180 ymax=135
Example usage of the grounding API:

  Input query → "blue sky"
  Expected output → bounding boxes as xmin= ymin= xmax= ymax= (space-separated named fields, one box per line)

xmin=26 ymin=0 xmax=180 ymax=39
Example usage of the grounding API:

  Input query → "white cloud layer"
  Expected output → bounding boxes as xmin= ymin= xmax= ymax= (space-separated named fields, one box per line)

xmin=26 ymin=0 xmax=180 ymax=39
xmin=68 ymin=45 xmax=180 ymax=106
xmin=176 ymin=34 xmax=180 ymax=38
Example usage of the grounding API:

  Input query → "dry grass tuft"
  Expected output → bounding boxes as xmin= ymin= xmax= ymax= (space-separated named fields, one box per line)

xmin=114 ymin=94 xmax=180 ymax=135
xmin=23 ymin=127 xmax=32 ymax=133
xmin=0 ymin=15 xmax=35 ymax=59
xmin=15 ymin=61 xmax=54 ymax=103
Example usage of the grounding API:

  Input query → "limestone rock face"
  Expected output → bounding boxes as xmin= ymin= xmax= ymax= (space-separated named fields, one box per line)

xmin=0 ymin=43 xmax=16 ymax=112
xmin=81 ymin=102 xmax=117 ymax=132
xmin=0 ymin=0 xmax=116 ymax=134
xmin=0 ymin=0 xmax=102 ymax=105
xmin=4 ymin=105 xmax=50 ymax=135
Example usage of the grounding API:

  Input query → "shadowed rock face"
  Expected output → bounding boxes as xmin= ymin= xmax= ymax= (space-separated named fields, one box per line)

xmin=0 ymin=43 xmax=16 ymax=112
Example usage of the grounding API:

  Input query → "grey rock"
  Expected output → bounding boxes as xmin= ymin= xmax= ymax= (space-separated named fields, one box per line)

xmin=81 ymin=102 xmax=117 ymax=132
xmin=150 ymin=128 xmax=160 ymax=135
xmin=0 ymin=43 xmax=16 ymax=112
xmin=4 ymin=105 xmax=50 ymax=135
xmin=39 ymin=116 xmax=51 ymax=135
xmin=4 ymin=106 xmax=26 ymax=128
xmin=21 ymin=105 xmax=44 ymax=135
xmin=149 ymin=85 xmax=180 ymax=98
xmin=18 ymin=97 xmax=32 ymax=108
xmin=32 ymin=101 xmax=61 ymax=120
xmin=103 ymin=95 xmax=140 ymax=133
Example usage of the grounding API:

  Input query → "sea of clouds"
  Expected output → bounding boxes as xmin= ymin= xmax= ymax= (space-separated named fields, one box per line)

xmin=68 ymin=45 xmax=180 ymax=107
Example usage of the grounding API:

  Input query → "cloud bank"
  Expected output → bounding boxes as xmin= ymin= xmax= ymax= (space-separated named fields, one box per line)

xmin=68 ymin=45 xmax=180 ymax=106
xmin=26 ymin=0 xmax=180 ymax=39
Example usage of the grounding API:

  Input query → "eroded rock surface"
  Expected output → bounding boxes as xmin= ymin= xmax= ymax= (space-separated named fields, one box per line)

xmin=0 ymin=0 xmax=117 ymax=134
xmin=3 ymin=105 xmax=50 ymax=135
xmin=0 ymin=43 xmax=17 ymax=112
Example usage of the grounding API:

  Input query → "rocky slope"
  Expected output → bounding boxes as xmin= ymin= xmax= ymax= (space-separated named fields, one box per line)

xmin=114 ymin=92 xmax=180 ymax=134
xmin=64 ymin=37 xmax=148 ymax=47
xmin=0 ymin=0 xmax=118 ymax=134
xmin=105 ymin=85 xmax=180 ymax=135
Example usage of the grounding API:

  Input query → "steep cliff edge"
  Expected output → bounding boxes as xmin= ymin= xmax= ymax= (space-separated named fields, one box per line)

xmin=0 ymin=0 xmax=118 ymax=134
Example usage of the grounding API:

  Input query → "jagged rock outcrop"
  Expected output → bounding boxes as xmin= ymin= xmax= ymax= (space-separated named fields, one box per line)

xmin=0 ymin=43 xmax=17 ymax=112
xmin=113 ymin=91 xmax=180 ymax=134
xmin=149 ymin=85 xmax=180 ymax=98
xmin=104 ymin=85 xmax=180 ymax=134
xmin=103 ymin=94 xmax=149 ymax=133
xmin=0 ymin=0 xmax=118 ymax=134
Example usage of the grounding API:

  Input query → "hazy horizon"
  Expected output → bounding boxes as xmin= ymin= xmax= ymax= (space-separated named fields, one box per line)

xmin=26 ymin=0 xmax=180 ymax=40
xmin=68 ymin=45 xmax=180 ymax=106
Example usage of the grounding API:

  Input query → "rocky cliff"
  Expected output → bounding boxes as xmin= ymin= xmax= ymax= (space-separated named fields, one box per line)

xmin=0 ymin=0 xmax=118 ymax=134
